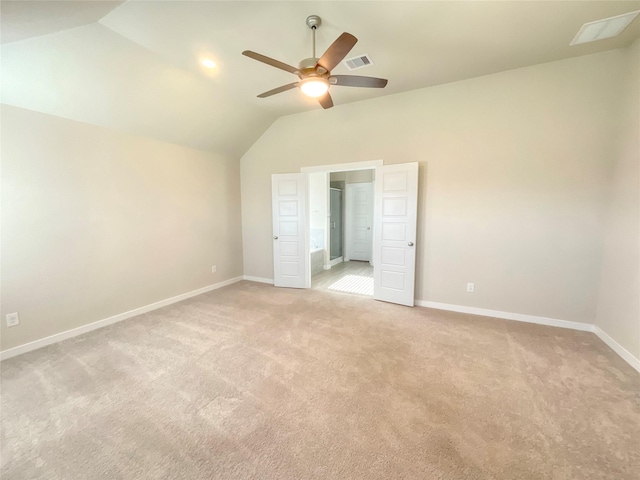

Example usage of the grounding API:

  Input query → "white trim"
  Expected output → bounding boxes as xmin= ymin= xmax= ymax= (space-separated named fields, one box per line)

xmin=329 ymin=256 xmax=343 ymax=267
xmin=323 ymin=265 xmax=332 ymax=270
xmin=415 ymin=300 xmax=594 ymax=332
xmin=0 ymin=276 xmax=244 ymax=361
xmin=3 ymin=277 xmax=637 ymax=374
xmin=300 ymin=159 xmax=382 ymax=174
xmin=416 ymin=300 xmax=640 ymax=372
xmin=593 ymin=326 xmax=640 ymax=373
xmin=243 ymin=275 xmax=274 ymax=284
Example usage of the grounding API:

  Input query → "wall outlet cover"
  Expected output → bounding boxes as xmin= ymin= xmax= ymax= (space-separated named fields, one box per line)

xmin=6 ymin=312 xmax=20 ymax=327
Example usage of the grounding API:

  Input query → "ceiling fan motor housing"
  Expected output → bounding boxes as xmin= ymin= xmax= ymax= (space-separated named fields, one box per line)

xmin=298 ymin=57 xmax=319 ymax=71
xmin=298 ymin=57 xmax=328 ymax=77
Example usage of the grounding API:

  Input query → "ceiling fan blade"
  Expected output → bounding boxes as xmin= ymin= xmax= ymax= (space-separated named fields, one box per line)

xmin=330 ymin=75 xmax=388 ymax=88
xmin=257 ymin=83 xmax=299 ymax=98
xmin=242 ymin=51 xmax=298 ymax=74
xmin=317 ymin=33 xmax=357 ymax=72
xmin=318 ymin=92 xmax=334 ymax=109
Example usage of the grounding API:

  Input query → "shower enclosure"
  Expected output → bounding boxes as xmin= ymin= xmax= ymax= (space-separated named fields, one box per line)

xmin=329 ymin=188 xmax=343 ymax=260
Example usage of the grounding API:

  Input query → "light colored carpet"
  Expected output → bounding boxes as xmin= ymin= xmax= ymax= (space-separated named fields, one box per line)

xmin=1 ymin=281 xmax=639 ymax=479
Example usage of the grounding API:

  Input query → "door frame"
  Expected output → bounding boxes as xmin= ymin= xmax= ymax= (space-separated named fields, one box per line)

xmin=301 ymin=160 xmax=382 ymax=285
xmin=301 ymin=160 xmax=383 ymax=174
xmin=291 ymin=160 xmax=419 ymax=307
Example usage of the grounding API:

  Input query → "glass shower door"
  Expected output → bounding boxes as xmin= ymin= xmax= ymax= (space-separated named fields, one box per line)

xmin=330 ymin=188 xmax=343 ymax=260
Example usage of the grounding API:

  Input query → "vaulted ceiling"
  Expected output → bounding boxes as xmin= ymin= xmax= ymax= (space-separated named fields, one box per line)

xmin=2 ymin=1 xmax=639 ymax=157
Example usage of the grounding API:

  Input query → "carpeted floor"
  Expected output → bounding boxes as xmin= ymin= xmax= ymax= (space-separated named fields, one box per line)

xmin=1 ymin=281 xmax=639 ymax=479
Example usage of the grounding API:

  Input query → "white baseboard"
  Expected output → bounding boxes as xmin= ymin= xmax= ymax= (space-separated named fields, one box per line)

xmin=0 ymin=276 xmax=244 ymax=361
xmin=329 ymin=256 xmax=343 ymax=267
xmin=593 ymin=326 xmax=640 ymax=373
xmin=243 ymin=275 xmax=274 ymax=284
xmin=415 ymin=300 xmax=640 ymax=373
xmin=5 ymin=280 xmax=637 ymax=375
xmin=415 ymin=300 xmax=594 ymax=332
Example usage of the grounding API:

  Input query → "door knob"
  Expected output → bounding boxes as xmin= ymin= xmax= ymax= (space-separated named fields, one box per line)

xmin=408 ymin=242 xmax=414 ymax=246
xmin=273 ymin=236 xmax=278 ymax=240
xmin=367 ymin=227 xmax=371 ymax=230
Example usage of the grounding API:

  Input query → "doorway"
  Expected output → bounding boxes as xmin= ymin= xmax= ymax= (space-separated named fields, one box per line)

xmin=310 ymin=169 xmax=375 ymax=296
xmin=271 ymin=160 xmax=419 ymax=307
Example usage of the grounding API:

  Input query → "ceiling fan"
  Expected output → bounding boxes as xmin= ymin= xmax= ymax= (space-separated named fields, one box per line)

xmin=242 ymin=15 xmax=388 ymax=109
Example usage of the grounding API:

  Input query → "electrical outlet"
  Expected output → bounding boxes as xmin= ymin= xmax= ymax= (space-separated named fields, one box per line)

xmin=211 ymin=265 xmax=217 ymax=273
xmin=466 ymin=283 xmax=475 ymax=293
xmin=5 ymin=312 xmax=20 ymax=327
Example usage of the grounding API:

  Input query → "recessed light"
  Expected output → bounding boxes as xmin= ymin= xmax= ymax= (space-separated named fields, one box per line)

xmin=570 ymin=10 xmax=640 ymax=45
xmin=201 ymin=58 xmax=217 ymax=69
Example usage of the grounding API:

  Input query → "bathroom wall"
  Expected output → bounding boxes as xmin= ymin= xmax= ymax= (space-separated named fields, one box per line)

xmin=308 ymin=172 xmax=328 ymax=275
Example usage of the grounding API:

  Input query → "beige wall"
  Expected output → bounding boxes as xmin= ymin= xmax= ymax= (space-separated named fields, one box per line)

xmin=1 ymin=105 xmax=243 ymax=351
xmin=241 ymin=49 xmax=627 ymax=324
xmin=595 ymin=39 xmax=640 ymax=360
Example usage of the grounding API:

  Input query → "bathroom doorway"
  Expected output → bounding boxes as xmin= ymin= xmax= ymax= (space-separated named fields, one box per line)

xmin=273 ymin=159 xmax=419 ymax=306
xmin=308 ymin=168 xmax=375 ymax=297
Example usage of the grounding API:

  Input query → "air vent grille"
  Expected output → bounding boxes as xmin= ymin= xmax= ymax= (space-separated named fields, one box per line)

xmin=570 ymin=10 xmax=640 ymax=45
xmin=344 ymin=54 xmax=373 ymax=71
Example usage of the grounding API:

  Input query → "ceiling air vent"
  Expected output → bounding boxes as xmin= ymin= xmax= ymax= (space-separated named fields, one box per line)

xmin=570 ymin=10 xmax=640 ymax=45
xmin=344 ymin=54 xmax=373 ymax=71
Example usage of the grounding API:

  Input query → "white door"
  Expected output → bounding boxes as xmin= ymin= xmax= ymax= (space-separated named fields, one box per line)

xmin=373 ymin=163 xmax=419 ymax=306
xmin=345 ymin=182 xmax=374 ymax=262
xmin=272 ymin=173 xmax=310 ymax=288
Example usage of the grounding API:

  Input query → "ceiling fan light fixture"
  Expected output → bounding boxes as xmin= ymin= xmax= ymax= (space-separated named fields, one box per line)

xmin=300 ymin=77 xmax=329 ymax=98
xmin=243 ymin=15 xmax=386 ymax=109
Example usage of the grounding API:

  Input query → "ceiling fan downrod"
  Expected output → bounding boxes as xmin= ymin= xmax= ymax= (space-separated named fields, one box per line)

xmin=306 ymin=15 xmax=322 ymax=59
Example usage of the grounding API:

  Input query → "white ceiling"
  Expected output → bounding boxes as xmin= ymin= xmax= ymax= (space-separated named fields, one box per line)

xmin=2 ymin=1 xmax=639 ymax=157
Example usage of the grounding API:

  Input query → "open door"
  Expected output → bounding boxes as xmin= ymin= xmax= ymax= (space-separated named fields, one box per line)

xmin=373 ymin=162 xmax=419 ymax=306
xmin=272 ymin=173 xmax=310 ymax=288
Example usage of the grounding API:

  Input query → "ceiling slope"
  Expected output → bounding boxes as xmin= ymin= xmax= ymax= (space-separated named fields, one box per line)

xmin=2 ymin=1 xmax=639 ymax=156
xmin=0 ymin=23 xmax=275 ymax=157
xmin=1 ymin=0 xmax=124 ymax=44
